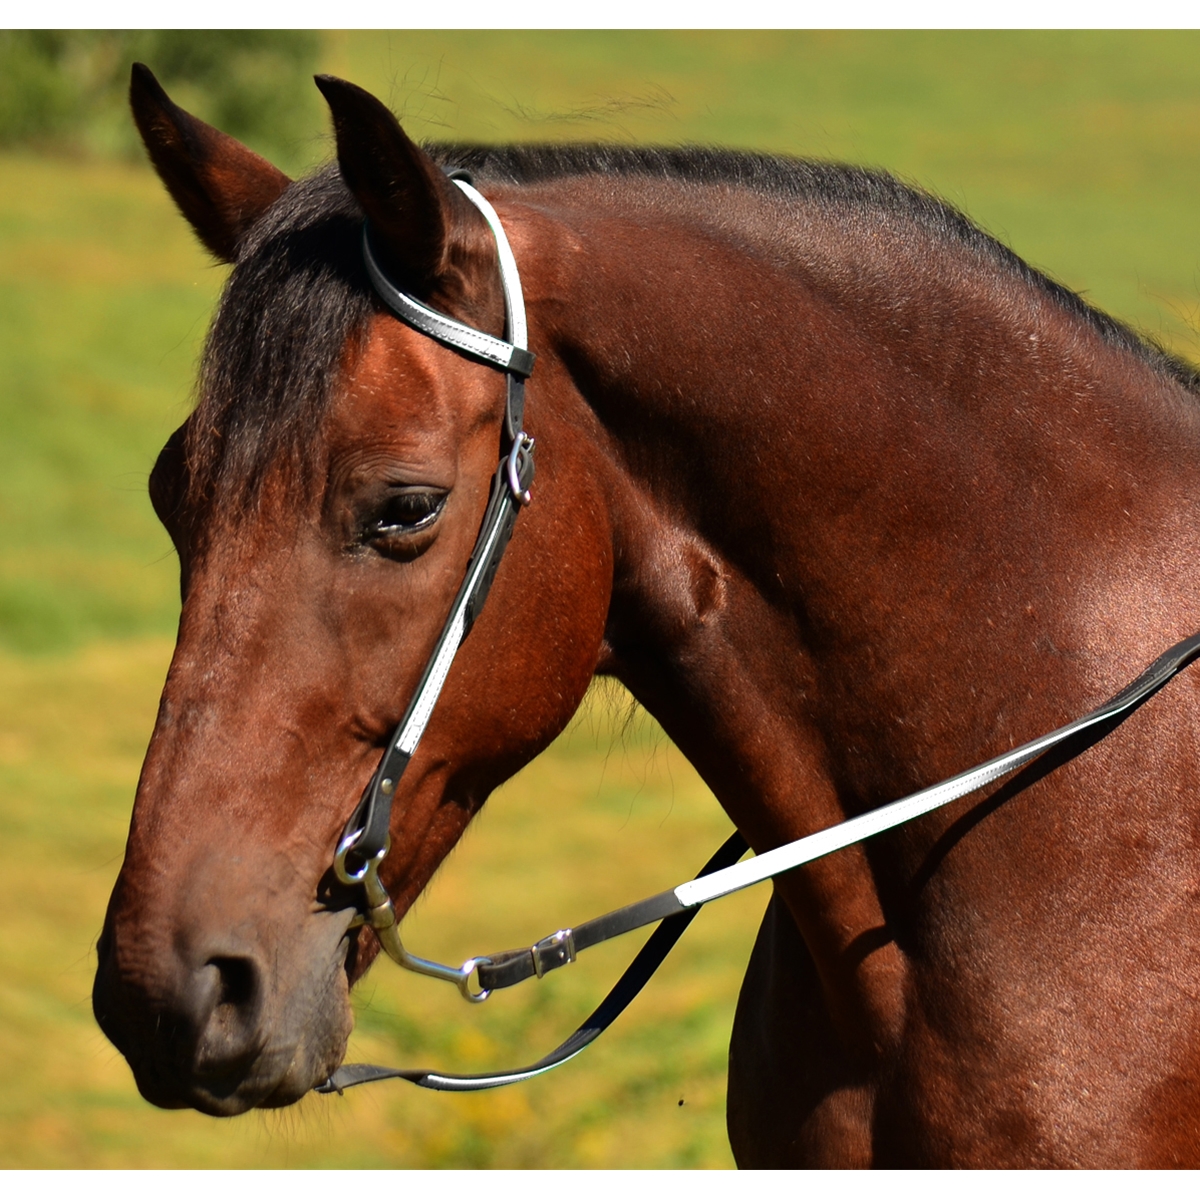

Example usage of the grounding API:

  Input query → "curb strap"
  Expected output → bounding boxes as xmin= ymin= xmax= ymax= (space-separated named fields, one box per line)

xmin=322 ymin=628 xmax=1200 ymax=1092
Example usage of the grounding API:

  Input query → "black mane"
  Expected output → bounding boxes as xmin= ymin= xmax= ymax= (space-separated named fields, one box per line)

xmin=189 ymin=164 xmax=372 ymax=511
xmin=429 ymin=142 xmax=1200 ymax=395
xmin=188 ymin=145 xmax=1200 ymax=510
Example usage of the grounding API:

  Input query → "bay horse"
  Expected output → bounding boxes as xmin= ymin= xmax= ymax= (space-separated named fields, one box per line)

xmin=94 ymin=64 xmax=1200 ymax=1167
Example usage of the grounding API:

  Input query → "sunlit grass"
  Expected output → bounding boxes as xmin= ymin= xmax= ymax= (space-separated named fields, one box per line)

xmin=0 ymin=152 xmax=217 ymax=653
xmin=0 ymin=640 xmax=760 ymax=1167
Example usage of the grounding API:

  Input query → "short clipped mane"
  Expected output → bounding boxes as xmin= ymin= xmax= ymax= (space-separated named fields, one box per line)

xmin=428 ymin=143 xmax=1200 ymax=395
xmin=187 ymin=145 xmax=1200 ymax=513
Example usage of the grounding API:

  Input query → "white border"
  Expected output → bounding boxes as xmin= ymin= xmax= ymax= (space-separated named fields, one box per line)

xmin=21 ymin=1 xmax=1200 ymax=31
xmin=30 ymin=1167 xmax=1200 ymax=1195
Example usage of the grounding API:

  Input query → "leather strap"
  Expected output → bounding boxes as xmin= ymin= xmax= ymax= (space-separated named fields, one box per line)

xmin=344 ymin=445 xmax=535 ymax=866
xmin=320 ymin=628 xmax=1200 ymax=1095
xmin=477 ymin=889 xmax=685 ymax=992
xmin=340 ymin=174 xmax=536 ymax=872
xmin=316 ymin=831 xmax=748 ymax=1094
xmin=469 ymin=628 xmax=1200 ymax=995
xmin=363 ymin=232 xmax=535 ymax=379
xmin=674 ymin=628 xmax=1200 ymax=910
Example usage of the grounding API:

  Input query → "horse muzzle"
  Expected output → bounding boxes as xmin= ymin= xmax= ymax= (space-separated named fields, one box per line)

xmin=92 ymin=869 xmax=357 ymax=1116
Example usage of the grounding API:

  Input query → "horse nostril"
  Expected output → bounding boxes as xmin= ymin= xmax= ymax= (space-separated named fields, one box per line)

xmin=193 ymin=955 xmax=264 ymax=1080
xmin=211 ymin=955 xmax=257 ymax=1011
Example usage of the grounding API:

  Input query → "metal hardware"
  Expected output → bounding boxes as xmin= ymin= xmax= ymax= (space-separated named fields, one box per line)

xmin=334 ymin=830 xmax=381 ymax=885
xmin=531 ymin=928 xmax=577 ymax=978
xmin=507 ymin=434 xmax=534 ymax=505
xmin=334 ymin=830 xmax=493 ymax=1003
xmin=457 ymin=959 xmax=492 ymax=1004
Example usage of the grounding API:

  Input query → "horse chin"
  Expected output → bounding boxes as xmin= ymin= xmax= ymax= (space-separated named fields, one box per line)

xmin=187 ymin=1041 xmax=347 ymax=1117
xmin=122 ymin=979 xmax=354 ymax=1116
xmin=128 ymin=1059 xmax=323 ymax=1117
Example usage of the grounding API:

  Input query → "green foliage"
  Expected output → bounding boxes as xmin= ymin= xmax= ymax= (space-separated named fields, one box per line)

xmin=0 ymin=153 xmax=219 ymax=655
xmin=0 ymin=32 xmax=80 ymax=144
xmin=0 ymin=31 xmax=321 ymax=171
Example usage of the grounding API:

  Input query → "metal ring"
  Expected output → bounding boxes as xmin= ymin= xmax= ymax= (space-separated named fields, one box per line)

xmin=457 ymin=957 xmax=493 ymax=1004
xmin=334 ymin=831 xmax=383 ymax=886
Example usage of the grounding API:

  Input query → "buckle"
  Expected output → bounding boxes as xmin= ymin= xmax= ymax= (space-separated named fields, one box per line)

xmin=506 ymin=432 xmax=535 ymax=505
xmin=531 ymin=928 xmax=577 ymax=978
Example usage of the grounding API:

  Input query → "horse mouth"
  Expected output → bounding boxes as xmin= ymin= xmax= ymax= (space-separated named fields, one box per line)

xmin=120 ymin=1051 xmax=316 ymax=1116
xmin=110 ymin=999 xmax=354 ymax=1116
xmin=192 ymin=1049 xmax=335 ymax=1116
xmin=94 ymin=908 xmax=358 ymax=1116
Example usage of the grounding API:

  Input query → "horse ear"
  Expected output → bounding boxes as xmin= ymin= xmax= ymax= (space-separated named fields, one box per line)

xmin=314 ymin=74 xmax=472 ymax=290
xmin=129 ymin=62 xmax=291 ymax=263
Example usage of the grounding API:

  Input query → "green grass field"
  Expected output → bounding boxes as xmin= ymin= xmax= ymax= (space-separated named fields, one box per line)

xmin=2 ymin=30 xmax=1199 ymax=1169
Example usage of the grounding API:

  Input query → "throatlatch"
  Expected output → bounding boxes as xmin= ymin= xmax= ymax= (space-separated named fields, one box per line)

xmin=322 ymin=170 xmax=1200 ymax=1096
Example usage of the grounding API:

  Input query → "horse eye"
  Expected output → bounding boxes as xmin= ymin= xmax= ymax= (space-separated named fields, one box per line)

xmin=366 ymin=489 xmax=447 ymax=547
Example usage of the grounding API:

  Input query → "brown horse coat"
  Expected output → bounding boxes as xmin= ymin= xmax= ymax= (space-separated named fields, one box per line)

xmin=94 ymin=68 xmax=1200 ymax=1166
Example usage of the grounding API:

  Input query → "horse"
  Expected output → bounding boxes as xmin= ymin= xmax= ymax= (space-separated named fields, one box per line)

xmin=93 ymin=64 xmax=1200 ymax=1167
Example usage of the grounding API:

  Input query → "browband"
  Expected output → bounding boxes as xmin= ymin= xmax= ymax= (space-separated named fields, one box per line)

xmin=362 ymin=175 xmax=534 ymax=440
xmin=363 ymin=235 xmax=535 ymax=379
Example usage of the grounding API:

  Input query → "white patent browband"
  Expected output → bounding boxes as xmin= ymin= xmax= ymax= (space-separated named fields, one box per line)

xmin=456 ymin=180 xmax=528 ymax=350
xmin=360 ymin=179 xmax=531 ymax=374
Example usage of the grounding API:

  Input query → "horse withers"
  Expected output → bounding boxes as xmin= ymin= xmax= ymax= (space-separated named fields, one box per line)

xmin=94 ymin=65 xmax=1200 ymax=1166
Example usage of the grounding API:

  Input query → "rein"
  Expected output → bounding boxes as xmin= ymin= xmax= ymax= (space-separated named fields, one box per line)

xmin=319 ymin=173 xmax=1200 ymax=1096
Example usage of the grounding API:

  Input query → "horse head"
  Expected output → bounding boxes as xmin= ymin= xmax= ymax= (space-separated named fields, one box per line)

xmin=93 ymin=67 xmax=612 ymax=1114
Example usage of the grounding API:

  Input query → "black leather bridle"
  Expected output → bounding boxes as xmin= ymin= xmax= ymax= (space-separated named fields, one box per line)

xmin=320 ymin=171 xmax=1200 ymax=1095
xmin=336 ymin=171 xmax=534 ymax=882
xmin=321 ymin=171 xmax=751 ymax=1093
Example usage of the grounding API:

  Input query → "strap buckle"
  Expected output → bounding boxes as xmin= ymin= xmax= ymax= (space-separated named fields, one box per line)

xmin=506 ymin=433 xmax=535 ymax=505
xmin=531 ymin=928 xmax=577 ymax=978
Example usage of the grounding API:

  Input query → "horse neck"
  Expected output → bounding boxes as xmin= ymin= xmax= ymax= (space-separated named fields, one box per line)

xmin=512 ymin=178 xmax=1200 ymax=785
xmin=509 ymin=176 xmax=1200 ymax=1053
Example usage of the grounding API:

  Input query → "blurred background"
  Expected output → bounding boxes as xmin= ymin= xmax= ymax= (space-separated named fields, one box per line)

xmin=1 ymin=29 xmax=1198 ymax=1168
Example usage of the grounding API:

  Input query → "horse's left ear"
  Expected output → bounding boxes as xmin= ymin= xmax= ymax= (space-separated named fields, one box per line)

xmin=315 ymin=74 xmax=477 ymax=291
xmin=130 ymin=63 xmax=292 ymax=263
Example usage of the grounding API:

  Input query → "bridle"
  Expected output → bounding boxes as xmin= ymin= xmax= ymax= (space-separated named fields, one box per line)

xmin=319 ymin=171 xmax=1200 ymax=1095
xmin=330 ymin=171 xmax=536 ymax=1007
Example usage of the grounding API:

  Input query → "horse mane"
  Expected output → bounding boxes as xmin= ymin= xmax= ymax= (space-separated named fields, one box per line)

xmin=429 ymin=142 xmax=1200 ymax=396
xmin=187 ymin=146 xmax=1200 ymax=514
xmin=187 ymin=164 xmax=372 ymax=514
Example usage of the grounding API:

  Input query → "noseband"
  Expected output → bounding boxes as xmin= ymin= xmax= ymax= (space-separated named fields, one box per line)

xmin=322 ymin=171 xmax=1200 ymax=1095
